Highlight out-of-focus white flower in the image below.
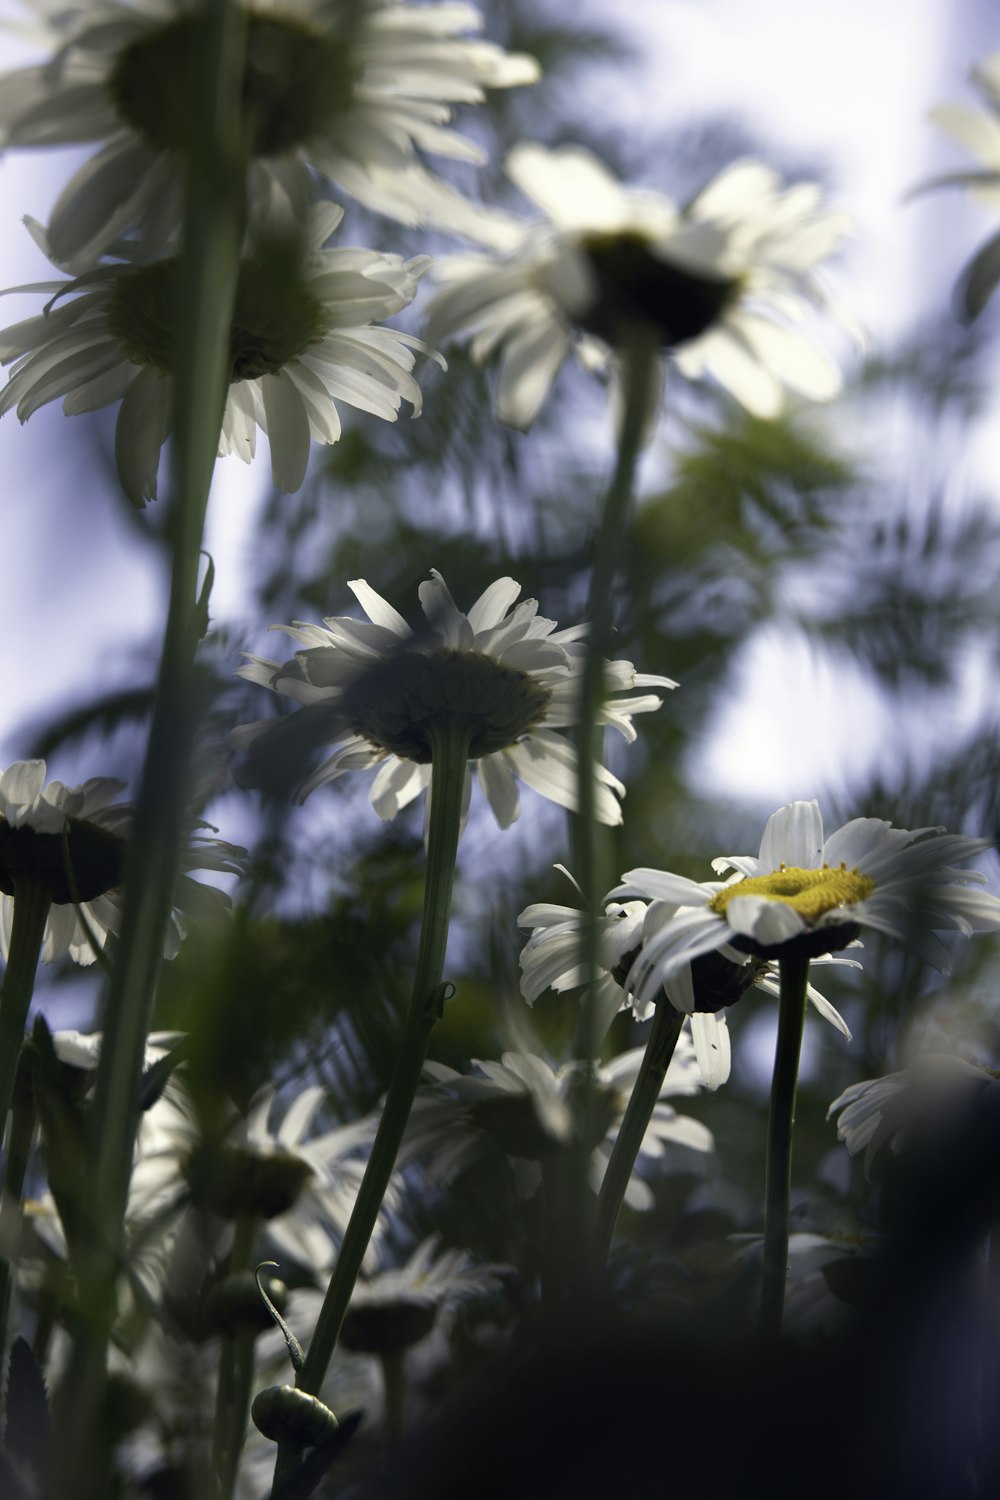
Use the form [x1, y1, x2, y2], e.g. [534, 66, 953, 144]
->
[0, 205, 437, 503]
[235, 570, 675, 833]
[0, 0, 540, 260]
[405, 1036, 713, 1211]
[427, 143, 855, 427]
[617, 799, 1000, 1014]
[0, 760, 244, 964]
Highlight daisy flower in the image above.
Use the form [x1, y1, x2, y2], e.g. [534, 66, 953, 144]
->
[925, 52, 1000, 317]
[337, 1236, 507, 1356]
[829, 1054, 1000, 1178]
[518, 871, 855, 1089]
[426, 142, 854, 427]
[0, 0, 541, 262]
[616, 800, 1000, 1015]
[234, 569, 675, 832]
[405, 1039, 713, 1211]
[0, 759, 245, 964]
[0, 203, 437, 504]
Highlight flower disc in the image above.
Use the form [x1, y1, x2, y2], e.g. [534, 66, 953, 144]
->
[0, 816, 126, 903]
[108, 12, 357, 157]
[579, 232, 740, 347]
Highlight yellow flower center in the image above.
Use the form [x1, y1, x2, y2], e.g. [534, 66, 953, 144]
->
[108, 10, 359, 157]
[709, 863, 875, 923]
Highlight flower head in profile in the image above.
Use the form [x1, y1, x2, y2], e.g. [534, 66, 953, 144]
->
[427, 143, 854, 427]
[616, 800, 1000, 1015]
[518, 869, 855, 1089]
[337, 1236, 507, 1357]
[0, 760, 245, 964]
[829, 1054, 1000, 1178]
[925, 52, 1000, 318]
[0, 204, 437, 503]
[405, 1038, 713, 1211]
[0, 0, 540, 262]
[234, 570, 675, 832]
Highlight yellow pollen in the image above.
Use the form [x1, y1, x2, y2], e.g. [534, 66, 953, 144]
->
[709, 862, 875, 923]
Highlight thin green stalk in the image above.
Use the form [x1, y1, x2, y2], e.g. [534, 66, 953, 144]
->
[272, 720, 470, 1494]
[593, 1001, 684, 1265]
[213, 1213, 261, 1500]
[758, 952, 811, 1336]
[49, 4, 248, 1492]
[570, 332, 658, 1242]
[0, 874, 50, 1349]
[379, 1350, 407, 1445]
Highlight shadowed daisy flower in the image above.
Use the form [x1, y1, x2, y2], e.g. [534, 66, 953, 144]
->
[426, 142, 855, 427]
[234, 570, 675, 832]
[338, 1236, 507, 1356]
[518, 868, 855, 1089]
[0, 203, 437, 503]
[829, 1054, 1000, 1178]
[0, 759, 245, 964]
[616, 800, 1000, 1016]
[405, 1038, 712, 1210]
[924, 53, 1000, 317]
[0, 0, 540, 262]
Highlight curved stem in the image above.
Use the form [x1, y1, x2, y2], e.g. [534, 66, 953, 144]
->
[272, 721, 470, 1494]
[571, 332, 658, 1242]
[758, 953, 811, 1336]
[593, 1001, 684, 1265]
[50, 4, 248, 1492]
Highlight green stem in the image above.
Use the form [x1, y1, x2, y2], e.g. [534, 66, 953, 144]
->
[49, 3, 247, 1492]
[593, 1001, 684, 1265]
[379, 1350, 407, 1445]
[272, 721, 470, 1494]
[213, 1213, 260, 1500]
[758, 952, 811, 1336]
[0, 875, 50, 1145]
[570, 333, 658, 1242]
[0, 875, 50, 1349]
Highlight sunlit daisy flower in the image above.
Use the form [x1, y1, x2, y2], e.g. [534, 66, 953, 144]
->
[234, 570, 675, 832]
[925, 53, 1000, 317]
[0, 0, 540, 262]
[405, 1038, 713, 1210]
[426, 142, 854, 427]
[518, 870, 855, 1089]
[829, 1054, 1000, 1178]
[0, 759, 245, 964]
[0, 203, 437, 504]
[616, 800, 1000, 1017]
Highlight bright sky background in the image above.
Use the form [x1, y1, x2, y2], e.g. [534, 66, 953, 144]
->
[0, 0, 998, 813]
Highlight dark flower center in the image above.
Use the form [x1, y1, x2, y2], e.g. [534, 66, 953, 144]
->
[106, 254, 327, 381]
[327, 647, 554, 763]
[108, 11, 359, 157]
[0, 817, 126, 904]
[579, 232, 739, 348]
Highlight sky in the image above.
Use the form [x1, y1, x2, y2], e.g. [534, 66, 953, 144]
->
[0, 0, 998, 810]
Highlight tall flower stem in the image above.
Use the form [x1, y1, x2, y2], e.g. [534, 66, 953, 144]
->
[0, 873, 51, 1349]
[213, 1213, 261, 1500]
[273, 720, 470, 1494]
[593, 1001, 684, 1266]
[50, 3, 248, 1492]
[571, 332, 658, 1236]
[758, 952, 811, 1336]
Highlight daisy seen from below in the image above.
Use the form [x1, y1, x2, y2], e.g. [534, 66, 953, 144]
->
[925, 52, 1000, 318]
[617, 799, 1000, 1011]
[518, 870, 856, 1090]
[426, 142, 855, 428]
[0, 0, 541, 263]
[0, 759, 245, 967]
[405, 1037, 713, 1210]
[234, 569, 676, 833]
[0, 203, 438, 503]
